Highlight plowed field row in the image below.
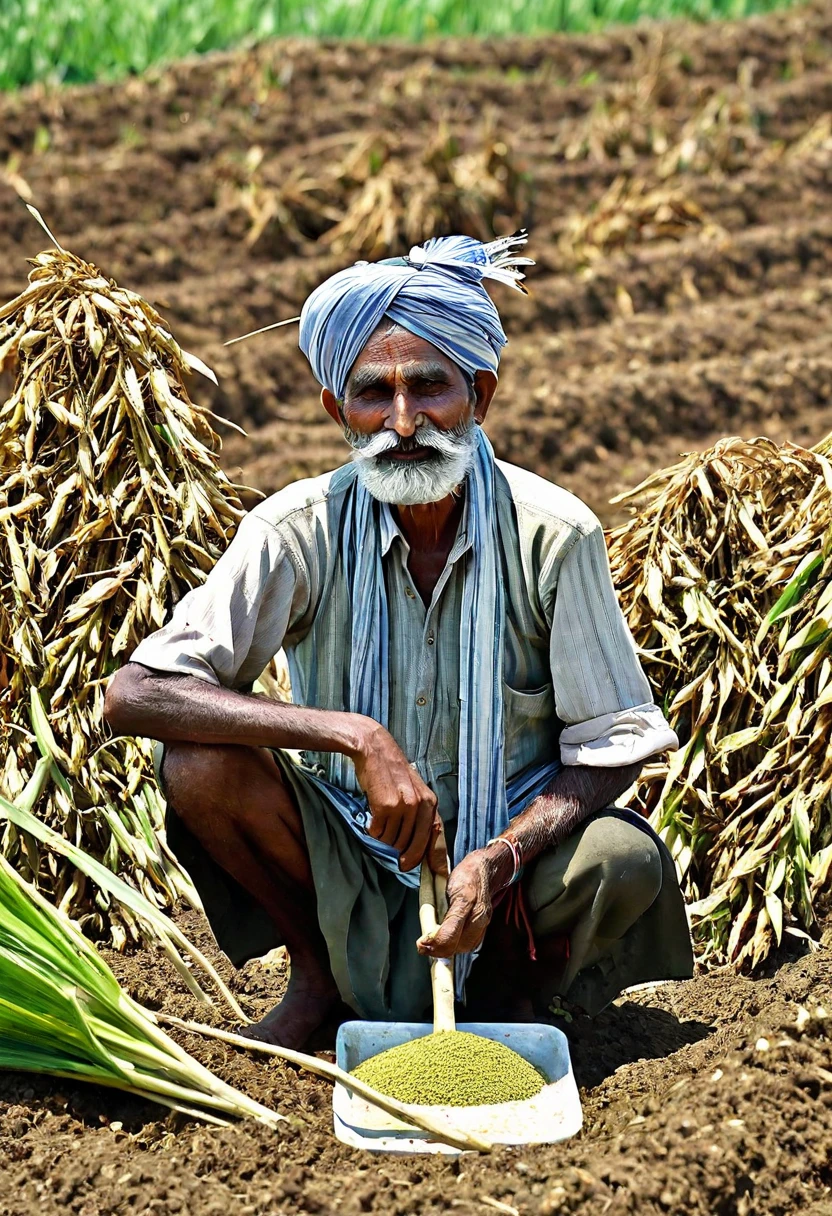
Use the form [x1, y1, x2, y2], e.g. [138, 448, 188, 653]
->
[2, 68, 829, 253]
[2, 2, 832, 525]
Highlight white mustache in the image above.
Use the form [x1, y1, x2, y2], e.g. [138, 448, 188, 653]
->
[346, 417, 478, 505]
[346, 419, 473, 462]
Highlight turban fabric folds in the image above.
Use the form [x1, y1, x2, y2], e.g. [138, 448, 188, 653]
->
[298, 233, 532, 399]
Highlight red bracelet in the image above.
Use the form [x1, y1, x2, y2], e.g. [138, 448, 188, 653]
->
[486, 832, 523, 887]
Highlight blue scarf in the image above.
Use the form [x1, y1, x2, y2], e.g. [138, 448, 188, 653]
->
[287, 431, 560, 994]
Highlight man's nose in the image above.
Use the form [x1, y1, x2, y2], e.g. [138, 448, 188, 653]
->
[386, 387, 423, 437]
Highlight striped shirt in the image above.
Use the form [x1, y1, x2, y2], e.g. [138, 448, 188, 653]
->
[129, 458, 677, 824]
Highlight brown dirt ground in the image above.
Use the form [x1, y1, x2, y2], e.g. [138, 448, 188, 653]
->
[2, 3, 832, 1211]
[0, 909, 830, 1215]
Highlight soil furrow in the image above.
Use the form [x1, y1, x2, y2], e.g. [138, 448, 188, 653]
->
[5, 135, 827, 290]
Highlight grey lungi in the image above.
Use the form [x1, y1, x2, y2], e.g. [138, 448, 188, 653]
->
[154, 744, 693, 1019]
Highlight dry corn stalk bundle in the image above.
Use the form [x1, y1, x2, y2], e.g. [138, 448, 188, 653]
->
[656, 91, 779, 179]
[322, 127, 530, 260]
[608, 436, 832, 969]
[559, 175, 723, 270]
[215, 142, 345, 258]
[0, 219, 247, 945]
[216, 126, 529, 262]
[552, 40, 681, 167]
[552, 93, 672, 168]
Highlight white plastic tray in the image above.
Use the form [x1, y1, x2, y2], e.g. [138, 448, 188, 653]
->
[333, 1020, 583, 1154]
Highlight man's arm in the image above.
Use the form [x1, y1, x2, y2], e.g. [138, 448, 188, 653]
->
[419, 761, 640, 958]
[105, 662, 372, 754]
[104, 663, 438, 872]
[490, 761, 642, 866]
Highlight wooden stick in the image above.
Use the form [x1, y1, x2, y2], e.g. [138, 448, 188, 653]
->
[419, 828, 456, 1035]
[161, 1015, 492, 1153]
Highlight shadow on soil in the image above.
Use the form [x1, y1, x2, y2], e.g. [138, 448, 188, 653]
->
[568, 999, 713, 1090]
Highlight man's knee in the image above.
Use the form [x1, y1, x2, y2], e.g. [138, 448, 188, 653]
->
[587, 816, 662, 922]
[528, 813, 662, 927]
[161, 742, 282, 821]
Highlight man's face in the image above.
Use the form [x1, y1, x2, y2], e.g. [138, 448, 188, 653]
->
[320, 324, 496, 506]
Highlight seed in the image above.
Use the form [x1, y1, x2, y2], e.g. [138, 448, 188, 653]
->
[351, 1030, 546, 1107]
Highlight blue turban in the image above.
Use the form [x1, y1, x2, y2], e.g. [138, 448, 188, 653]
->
[298, 233, 532, 399]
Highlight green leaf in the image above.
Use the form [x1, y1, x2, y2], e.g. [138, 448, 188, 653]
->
[0, 792, 247, 1023]
[0, 852, 280, 1129]
[29, 687, 72, 792]
[791, 802, 813, 853]
[761, 550, 823, 636]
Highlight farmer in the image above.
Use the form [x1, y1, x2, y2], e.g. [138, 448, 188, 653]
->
[104, 233, 693, 1049]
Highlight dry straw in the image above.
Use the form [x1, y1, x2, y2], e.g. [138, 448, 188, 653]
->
[558, 174, 722, 269]
[218, 126, 530, 261]
[0, 209, 247, 950]
[608, 435, 832, 968]
[322, 126, 530, 261]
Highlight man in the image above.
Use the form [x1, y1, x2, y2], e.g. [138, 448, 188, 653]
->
[104, 233, 693, 1050]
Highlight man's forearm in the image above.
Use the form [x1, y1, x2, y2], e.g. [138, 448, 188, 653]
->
[104, 662, 376, 759]
[424, 760, 645, 959]
[486, 761, 643, 885]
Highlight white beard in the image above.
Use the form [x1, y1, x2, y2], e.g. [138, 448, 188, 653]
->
[346, 419, 478, 506]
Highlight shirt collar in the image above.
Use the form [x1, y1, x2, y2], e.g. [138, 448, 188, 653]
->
[378, 485, 474, 560]
[379, 501, 400, 556]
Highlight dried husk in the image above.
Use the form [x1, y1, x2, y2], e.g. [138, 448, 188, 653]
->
[559, 174, 724, 269]
[0, 237, 248, 947]
[217, 125, 530, 260]
[323, 125, 530, 260]
[608, 435, 832, 969]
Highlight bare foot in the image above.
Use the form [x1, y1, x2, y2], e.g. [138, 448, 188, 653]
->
[240, 975, 342, 1051]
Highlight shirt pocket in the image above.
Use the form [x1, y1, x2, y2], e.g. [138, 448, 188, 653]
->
[502, 682, 558, 774]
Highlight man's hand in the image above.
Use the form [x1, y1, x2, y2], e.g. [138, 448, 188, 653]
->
[351, 721, 438, 872]
[417, 848, 503, 958]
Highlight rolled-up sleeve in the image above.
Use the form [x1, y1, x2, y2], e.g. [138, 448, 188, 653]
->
[128, 512, 307, 690]
[550, 521, 678, 767]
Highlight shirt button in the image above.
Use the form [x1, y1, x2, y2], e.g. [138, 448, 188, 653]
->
[426, 634, 435, 646]
[405, 586, 416, 599]
[416, 696, 427, 707]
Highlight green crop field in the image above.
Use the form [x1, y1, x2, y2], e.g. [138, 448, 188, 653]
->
[3, 0, 797, 90]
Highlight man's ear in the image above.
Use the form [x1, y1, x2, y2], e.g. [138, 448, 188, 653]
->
[321, 388, 341, 424]
[472, 370, 498, 424]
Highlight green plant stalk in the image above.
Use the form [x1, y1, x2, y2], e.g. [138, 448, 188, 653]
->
[0, 778, 250, 1023]
[164, 1015, 494, 1154]
[0, 851, 282, 1128]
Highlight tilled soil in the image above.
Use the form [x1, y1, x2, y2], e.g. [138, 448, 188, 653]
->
[0, 910, 829, 1215]
[2, 5, 832, 1212]
[2, 3, 832, 522]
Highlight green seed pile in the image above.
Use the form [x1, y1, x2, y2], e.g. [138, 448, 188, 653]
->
[351, 1030, 545, 1107]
